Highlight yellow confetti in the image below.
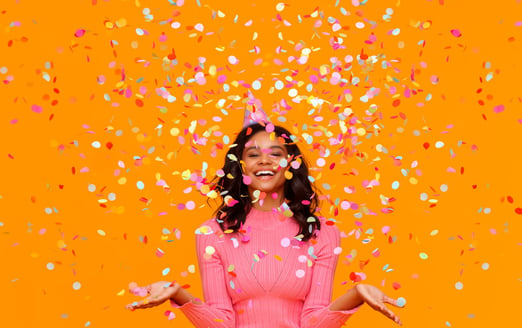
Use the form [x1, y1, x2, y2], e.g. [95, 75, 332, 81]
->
[205, 246, 216, 255]
[170, 128, 180, 136]
[181, 169, 191, 180]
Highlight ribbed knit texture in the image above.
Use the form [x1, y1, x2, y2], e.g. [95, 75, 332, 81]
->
[176, 207, 358, 327]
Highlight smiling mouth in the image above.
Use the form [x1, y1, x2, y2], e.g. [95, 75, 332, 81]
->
[255, 170, 275, 177]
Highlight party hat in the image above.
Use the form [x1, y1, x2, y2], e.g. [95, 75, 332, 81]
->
[243, 90, 270, 127]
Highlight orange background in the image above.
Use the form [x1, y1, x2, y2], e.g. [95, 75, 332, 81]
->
[1, 0, 521, 327]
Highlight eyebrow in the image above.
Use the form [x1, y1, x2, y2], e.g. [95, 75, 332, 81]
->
[245, 145, 286, 152]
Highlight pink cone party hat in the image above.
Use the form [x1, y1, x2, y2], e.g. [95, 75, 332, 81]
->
[242, 90, 270, 127]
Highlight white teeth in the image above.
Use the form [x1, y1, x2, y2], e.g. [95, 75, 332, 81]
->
[255, 170, 274, 176]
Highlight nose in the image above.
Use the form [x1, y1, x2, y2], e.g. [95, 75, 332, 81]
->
[258, 153, 272, 165]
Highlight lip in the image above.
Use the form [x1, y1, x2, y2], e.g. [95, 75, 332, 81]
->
[255, 170, 275, 176]
[255, 174, 275, 181]
[252, 170, 277, 181]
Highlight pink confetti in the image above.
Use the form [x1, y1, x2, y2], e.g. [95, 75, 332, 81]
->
[31, 105, 43, 113]
[186, 201, 196, 210]
[74, 29, 86, 37]
[228, 56, 239, 65]
[493, 104, 505, 113]
[195, 72, 206, 85]
[164, 310, 176, 320]
[194, 23, 204, 32]
[450, 29, 462, 37]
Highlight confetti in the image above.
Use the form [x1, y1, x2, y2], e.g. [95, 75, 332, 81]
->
[31, 105, 43, 113]
[2, 2, 519, 327]
[450, 29, 462, 37]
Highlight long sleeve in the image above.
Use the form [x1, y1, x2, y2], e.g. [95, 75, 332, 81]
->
[177, 225, 236, 328]
[300, 224, 359, 328]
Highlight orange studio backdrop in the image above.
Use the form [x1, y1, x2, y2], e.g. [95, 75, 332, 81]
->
[1, 0, 521, 327]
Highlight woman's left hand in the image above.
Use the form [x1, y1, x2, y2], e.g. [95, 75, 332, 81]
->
[354, 283, 403, 325]
[125, 281, 180, 310]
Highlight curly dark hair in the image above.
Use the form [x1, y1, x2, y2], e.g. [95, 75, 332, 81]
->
[211, 123, 321, 241]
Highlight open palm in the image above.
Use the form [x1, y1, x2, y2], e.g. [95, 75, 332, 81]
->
[126, 281, 180, 310]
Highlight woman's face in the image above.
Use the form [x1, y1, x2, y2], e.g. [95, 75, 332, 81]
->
[241, 131, 289, 198]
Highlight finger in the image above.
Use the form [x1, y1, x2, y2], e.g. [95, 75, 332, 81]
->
[385, 295, 407, 309]
[126, 297, 156, 310]
[128, 290, 171, 309]
[383, 295, 398, 306]
[376, 303, 402, 326]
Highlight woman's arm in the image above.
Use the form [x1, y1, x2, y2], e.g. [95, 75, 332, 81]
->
[300, 224, 403, 327]
[126, 221, 236, 328]
[300, 224, 360, 328]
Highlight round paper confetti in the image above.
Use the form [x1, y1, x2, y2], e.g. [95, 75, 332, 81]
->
[296, 269, 305, 278]
[280, 237, 290, 247]
[185, 200, 196, 210]
[205, 246, 216, 256]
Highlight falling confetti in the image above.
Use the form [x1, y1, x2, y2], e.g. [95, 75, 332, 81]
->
[1, 1, 520, 327]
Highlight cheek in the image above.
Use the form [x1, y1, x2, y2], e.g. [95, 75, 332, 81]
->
[242, 160, 255, 174]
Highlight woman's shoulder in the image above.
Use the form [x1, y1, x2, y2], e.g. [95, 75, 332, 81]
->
[314, 218, 341, 243]
[194, 218, 224, 237]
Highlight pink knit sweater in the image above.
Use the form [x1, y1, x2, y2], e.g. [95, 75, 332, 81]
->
[177, 207, 358, 327]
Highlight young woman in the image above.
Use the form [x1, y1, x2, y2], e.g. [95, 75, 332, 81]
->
[126, 122, 404, 327]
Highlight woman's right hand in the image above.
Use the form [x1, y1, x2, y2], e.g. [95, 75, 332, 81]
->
[125, 281, 181, 310]
[353, 283, 403, 325]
